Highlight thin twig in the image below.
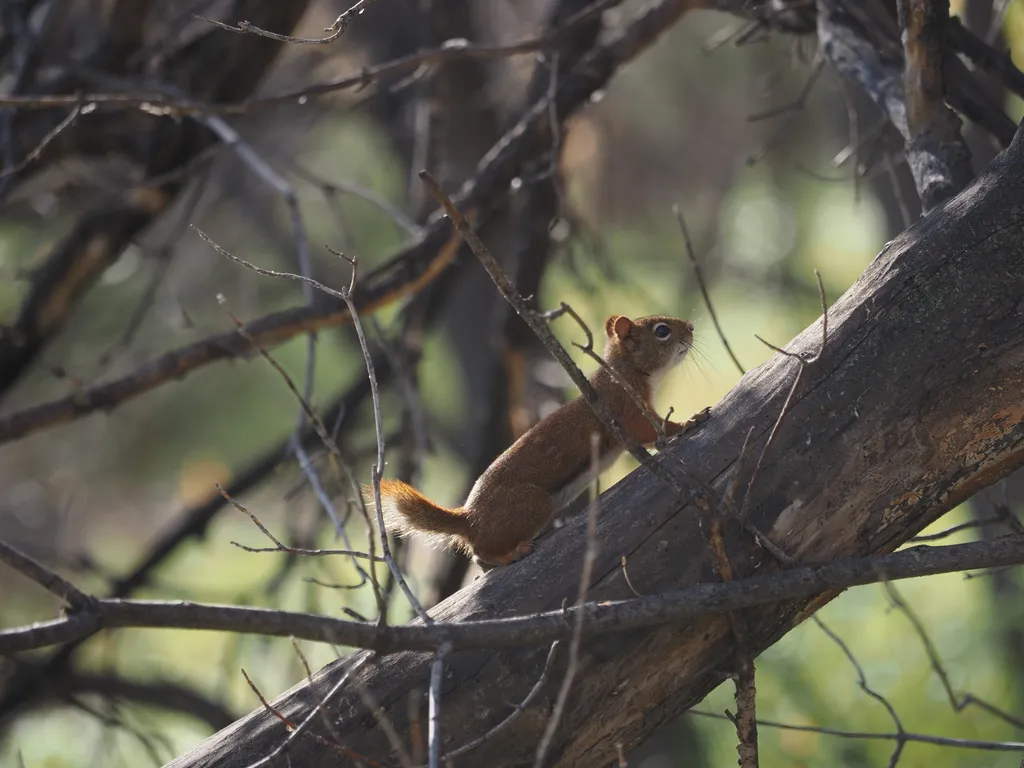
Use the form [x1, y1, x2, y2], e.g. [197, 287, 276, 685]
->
[292, 161, 420, 235]
[534, 431, 602, 768]
[911, 516, 1007, 542]
[243, 655, 372, 768]
[689, 709, 1024, 752]
[196, 228, 391, 614]
[814, 617, 905, 767]
[746, 52, 825, 121]
[672, 204, 744, 375]
[438, 642, 561, 762]
[620, 556, 644, 597]
[241, 668, 296, 730]
[210, 280, 377, 592]
[195, 0, 377, 45]
[289, 639, 372, 762]
[217, 483, 382, 561]
[354, 674, 415, 768]
[0, 104, 87, 180]
[0, 538, 93, 610]
[322, 246, 431, 625]
[742, 270, 828, 522]
[202, 112, 322, 512]
[428, 642, 451, 768]
[885, 582, 1024, 729]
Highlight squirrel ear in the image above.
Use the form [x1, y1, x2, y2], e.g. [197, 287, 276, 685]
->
[606, 315, 633, 340]
[604, 315, 619, 338]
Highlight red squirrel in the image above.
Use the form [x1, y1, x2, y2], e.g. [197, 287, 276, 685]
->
[373, 314, 706, 566]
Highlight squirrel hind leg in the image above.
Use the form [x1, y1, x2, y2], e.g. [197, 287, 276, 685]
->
[469, 484, 552, 567]
[474, 539, 534, 568]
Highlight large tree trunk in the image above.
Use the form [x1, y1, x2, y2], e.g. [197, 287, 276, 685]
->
[167, 116, 1024, 766]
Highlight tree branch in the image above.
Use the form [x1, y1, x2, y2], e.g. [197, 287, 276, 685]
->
[898, 0, 973, 210]
[3, 536, 1024, 656]
[816, 0, 974, 210]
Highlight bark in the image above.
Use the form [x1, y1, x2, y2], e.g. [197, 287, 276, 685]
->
[168, 120, 1024, 767]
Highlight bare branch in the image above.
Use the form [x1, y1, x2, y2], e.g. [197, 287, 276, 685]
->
[205, 241, 380, 593]
[0, 0, 621, 117]
[814, 617, 906, 766]
[0, 104, 87, 179]
[439, 642, 561, 762]
[4, 536, 1024, 655]
[885, 582, 1024, 729]
[816, 0, 974, 211]
[194, 228, 426, 622]
[534, 432, 602, 768]
[321, 247, 430, 625]
[0, 539, 93, 610]
[196, 0, 377, 45]
[427, 642, 451, 768]
[216, 484, 383, 562]
[743, 270, 829, 523]
[690, 709, 1024, 752]
[242, 655, 373, 768]
[672, 203, 745, 375]
[897, 0, 974, 210]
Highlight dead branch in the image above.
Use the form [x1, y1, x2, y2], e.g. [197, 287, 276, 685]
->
[196, 0, 378, 45]
[534, 433, 602, 768]
[897, 0, 974, 210]
[4, 535, 1024, 657]
[816, 0, 976, 211]
[673, 204, 745, 376]
[689, 709, 1024, 753]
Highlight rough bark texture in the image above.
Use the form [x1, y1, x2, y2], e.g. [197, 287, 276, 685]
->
[169, 122, 1024, 767]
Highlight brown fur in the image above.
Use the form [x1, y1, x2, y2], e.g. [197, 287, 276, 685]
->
[371, 314, 701, 566]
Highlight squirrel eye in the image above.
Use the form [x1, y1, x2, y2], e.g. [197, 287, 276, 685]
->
[653, 323, 671, 340]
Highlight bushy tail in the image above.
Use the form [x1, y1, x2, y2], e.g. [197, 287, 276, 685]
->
[367, 479, 469, 540]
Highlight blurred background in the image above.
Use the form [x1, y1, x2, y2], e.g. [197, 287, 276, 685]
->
[1, 0, 1023, 765]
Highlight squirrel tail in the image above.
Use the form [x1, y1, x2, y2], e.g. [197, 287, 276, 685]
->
[368, 479, 470, 546]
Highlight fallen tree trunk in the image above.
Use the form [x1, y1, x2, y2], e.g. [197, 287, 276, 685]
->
[169, 121, 1024, 767]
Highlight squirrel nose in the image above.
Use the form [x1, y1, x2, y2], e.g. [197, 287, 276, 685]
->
[682, 321, 694, 333]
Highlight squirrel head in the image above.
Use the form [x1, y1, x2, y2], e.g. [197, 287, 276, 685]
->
[603, 314, 694, 383]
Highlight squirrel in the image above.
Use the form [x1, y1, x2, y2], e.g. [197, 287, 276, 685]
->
[372, 314, 707, 567]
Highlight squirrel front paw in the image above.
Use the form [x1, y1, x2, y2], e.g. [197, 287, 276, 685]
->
[687, 406, 711, 428]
